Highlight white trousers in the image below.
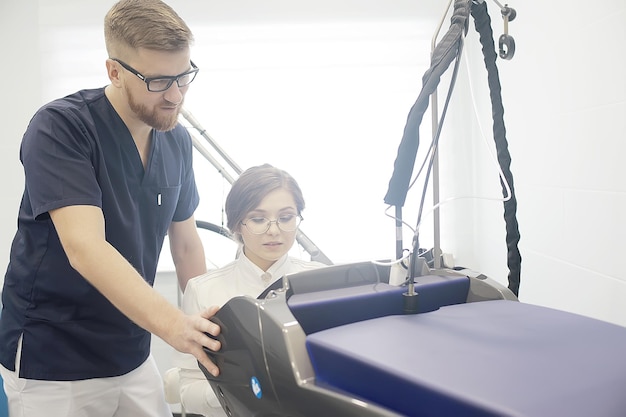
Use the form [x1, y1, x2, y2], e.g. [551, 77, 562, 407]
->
[0, 354, 171, 417]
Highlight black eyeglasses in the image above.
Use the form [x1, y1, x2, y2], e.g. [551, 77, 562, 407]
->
[110, 58, 199, 92]
[241, 214, 303, 234]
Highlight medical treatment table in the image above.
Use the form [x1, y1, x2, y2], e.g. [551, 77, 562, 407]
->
[199, 261, 626, 417]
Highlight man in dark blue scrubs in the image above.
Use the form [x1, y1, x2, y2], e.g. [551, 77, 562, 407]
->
[0, 1, 222, 415]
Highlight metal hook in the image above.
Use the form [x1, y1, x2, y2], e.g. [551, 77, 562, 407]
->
[497, 3, 517, 60]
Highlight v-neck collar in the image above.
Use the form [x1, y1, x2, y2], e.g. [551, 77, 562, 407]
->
[126, 129, 158, 184]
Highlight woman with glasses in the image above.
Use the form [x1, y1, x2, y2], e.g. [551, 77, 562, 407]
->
[173, 163, 327, 416]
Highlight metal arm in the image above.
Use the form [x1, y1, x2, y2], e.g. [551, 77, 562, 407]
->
[428, 0, 455, 270]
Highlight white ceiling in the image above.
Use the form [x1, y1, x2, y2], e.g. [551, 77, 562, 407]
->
[38, 0, 450, 27]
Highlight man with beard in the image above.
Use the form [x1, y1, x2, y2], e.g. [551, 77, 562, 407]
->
[0, 1, 222, 416]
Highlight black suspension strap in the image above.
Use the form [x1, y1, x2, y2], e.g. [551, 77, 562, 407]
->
[471, 0, 521, 296]
[384, 0, 471, 209]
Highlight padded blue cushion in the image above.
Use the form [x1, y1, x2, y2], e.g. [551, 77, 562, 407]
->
[306, 300, 626, 417]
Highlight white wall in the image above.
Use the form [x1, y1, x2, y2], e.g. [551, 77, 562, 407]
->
[0, 2, 40, 269]
[442, 1, 626, 326]
[1, 0, 625, 328]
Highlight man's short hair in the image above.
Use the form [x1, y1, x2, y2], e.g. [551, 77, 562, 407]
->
[104, 0, 194, 58]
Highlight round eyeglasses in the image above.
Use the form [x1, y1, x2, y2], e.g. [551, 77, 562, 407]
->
[241, 214, 302, 234]
[110, 58, 199, 92]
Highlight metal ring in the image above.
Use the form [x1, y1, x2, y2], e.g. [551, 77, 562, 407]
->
[498, 34, 516, 60]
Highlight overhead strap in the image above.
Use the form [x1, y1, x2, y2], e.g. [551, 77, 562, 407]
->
[384, 0, 471, 207]
[471, 0, 521, 296]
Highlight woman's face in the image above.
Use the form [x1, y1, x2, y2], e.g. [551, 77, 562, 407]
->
[240, 188, 299, 271]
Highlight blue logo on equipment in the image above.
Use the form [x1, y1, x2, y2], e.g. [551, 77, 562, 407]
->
[251, 376, 262, 399]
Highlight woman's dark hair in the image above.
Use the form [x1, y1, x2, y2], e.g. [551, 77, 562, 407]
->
[225, 164, 305, 242]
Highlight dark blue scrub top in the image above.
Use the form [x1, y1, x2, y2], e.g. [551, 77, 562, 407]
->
[0, 88, 199, 380]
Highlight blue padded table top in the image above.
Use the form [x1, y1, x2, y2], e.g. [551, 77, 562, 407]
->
[305, 300, 626, 417]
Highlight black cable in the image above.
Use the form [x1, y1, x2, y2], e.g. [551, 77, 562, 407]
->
[196, 220, 233, 239]
[411, 49, 464, 280]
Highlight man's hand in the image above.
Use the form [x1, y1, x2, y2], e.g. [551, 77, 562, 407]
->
[167, 305, 222, 377]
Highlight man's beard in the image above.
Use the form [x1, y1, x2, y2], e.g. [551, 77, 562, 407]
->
[126, 85, 181, 131]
